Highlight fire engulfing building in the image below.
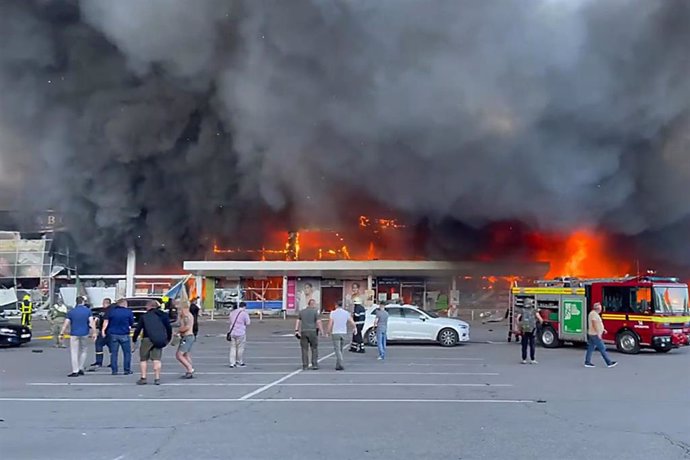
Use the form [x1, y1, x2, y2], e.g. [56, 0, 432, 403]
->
[184, 217, 549, 315]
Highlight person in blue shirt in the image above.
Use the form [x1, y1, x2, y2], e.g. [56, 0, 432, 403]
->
[60, 296, 95, 377]
[101, 298, 135, 375]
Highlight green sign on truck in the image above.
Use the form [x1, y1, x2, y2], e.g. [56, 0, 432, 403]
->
[562, 298, 584, 334]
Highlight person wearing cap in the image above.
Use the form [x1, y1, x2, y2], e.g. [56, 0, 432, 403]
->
[349, 297, 366, 353]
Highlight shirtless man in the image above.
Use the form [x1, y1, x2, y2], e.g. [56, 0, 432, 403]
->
[175, 303, 196, 378]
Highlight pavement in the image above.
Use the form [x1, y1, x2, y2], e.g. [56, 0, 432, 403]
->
[1, 318, 690, 460]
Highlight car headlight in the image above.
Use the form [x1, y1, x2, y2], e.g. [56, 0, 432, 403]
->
[0, 327, 17, 335]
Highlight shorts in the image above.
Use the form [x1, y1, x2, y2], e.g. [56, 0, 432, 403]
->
[177, 335, 195, 354]
[140, 338, 162, 361]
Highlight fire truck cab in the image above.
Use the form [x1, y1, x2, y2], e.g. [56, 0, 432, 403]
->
[509, 276, 690, 354]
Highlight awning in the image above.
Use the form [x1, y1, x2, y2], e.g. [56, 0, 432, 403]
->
[182, 260, 549, 279]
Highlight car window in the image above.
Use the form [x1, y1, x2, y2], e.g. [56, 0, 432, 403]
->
[385, 307, 404, 318]
[402, 308, 424, 319]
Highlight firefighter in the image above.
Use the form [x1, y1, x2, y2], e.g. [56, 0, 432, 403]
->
[48, 298, 69, 347]
[20, 294, 33, 329]
[349, 298, 366, 353]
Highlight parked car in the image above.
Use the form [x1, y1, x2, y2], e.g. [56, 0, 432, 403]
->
[91, 296, 178, 324]
[0, 318, 32, 347]
[363, 305, 470, 347]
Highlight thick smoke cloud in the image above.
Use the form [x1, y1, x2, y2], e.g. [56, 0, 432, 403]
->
[0, 0, 689, 270]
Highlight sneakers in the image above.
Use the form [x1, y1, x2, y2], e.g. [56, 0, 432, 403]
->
[77, 370, 85, 376]
[183, 373, 194, 379]
[584, 363, 596, 368]
[521, 360, 527, 364]
[311, 366, 319, 370]
[377, 356, 384, 361]
[136, 378, 147, 385]
[238, 363, 246, 367]
[228, 364, 236, 368]
[154, 379, 161, 385]
[335, 365, 344, 371]
[302, 365, 308, 370]
[67, 372, 79, 377]
[530, 360, 538, 365]
[607, 361, 618, 368]
[124, 370, 133, 375]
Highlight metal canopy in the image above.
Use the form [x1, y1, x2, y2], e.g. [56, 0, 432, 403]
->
[182, 260, 549, 279]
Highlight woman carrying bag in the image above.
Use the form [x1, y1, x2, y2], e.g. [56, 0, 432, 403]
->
[227, 302, 251, 368]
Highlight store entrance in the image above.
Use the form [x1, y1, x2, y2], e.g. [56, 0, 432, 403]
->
[321, 287, 343, 313]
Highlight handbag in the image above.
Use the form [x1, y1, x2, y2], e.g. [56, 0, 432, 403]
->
[226, 310, 242, 342]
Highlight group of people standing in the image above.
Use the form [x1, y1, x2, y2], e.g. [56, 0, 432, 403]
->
[57, 296, 201, 385]
[294, 298, 389, 371]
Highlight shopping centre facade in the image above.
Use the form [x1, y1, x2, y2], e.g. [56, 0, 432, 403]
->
[182, 259, 549, 315]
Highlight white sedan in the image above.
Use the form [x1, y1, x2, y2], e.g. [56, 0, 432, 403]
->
[363, 305, 470, 347]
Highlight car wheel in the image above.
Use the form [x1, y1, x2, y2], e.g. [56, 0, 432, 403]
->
[616, 330, 640, 354]
[365, 328, 377, 346]
[438, 328, 459, 347]
[654, 347, 671, 353]
[539, 325, 562, 348]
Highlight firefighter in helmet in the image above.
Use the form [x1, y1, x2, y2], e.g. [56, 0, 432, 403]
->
[161, 296, 170, 312]
[20, 294, 33, 329]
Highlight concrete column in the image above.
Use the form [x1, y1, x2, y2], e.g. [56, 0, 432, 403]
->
[367, 275, 373, 290]
[196, 275, 203, 313]
[125, 247, 136, 297]
[282, 275, 288, 319]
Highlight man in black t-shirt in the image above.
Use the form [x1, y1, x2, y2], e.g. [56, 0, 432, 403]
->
[88, 298, 112, 371]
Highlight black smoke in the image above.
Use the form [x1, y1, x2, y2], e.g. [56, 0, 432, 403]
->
[0, 0, 689, 272]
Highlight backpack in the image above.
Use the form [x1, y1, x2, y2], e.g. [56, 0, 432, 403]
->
[143, 310, 169, 348]
[520, 307, 537, 333]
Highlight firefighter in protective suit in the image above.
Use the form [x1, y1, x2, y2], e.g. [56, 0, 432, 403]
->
[20, 294, 33, 329]
[349, 298, 366, 353]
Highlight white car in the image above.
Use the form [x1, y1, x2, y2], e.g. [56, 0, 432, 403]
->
[363, 305, 470, 347]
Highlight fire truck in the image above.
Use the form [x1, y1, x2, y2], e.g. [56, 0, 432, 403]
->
[508, 276, 690, 354]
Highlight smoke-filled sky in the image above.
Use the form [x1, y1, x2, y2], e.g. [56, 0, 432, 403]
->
[0, 0, 689, 271]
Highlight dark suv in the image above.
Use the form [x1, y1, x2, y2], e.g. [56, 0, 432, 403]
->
[91, 296, 178, 324]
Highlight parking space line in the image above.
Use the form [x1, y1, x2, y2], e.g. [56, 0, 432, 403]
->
[280, 383, 512, 387]
[238, 351, 336, 400]
[26, 382, 512, 387]
[291, 372, 500, 375]
[27, 382, 267, 386]
[0, 397, 533, 403]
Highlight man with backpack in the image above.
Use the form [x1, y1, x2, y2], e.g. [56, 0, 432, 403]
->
[132, 300, 172, 385]
[517, 298, 543, 364]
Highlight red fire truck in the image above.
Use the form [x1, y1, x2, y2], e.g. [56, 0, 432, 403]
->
[509, 276, 690, 354]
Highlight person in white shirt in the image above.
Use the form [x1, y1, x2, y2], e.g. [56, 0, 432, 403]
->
[327, 300, 356, 371]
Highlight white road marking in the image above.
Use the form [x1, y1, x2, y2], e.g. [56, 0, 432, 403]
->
[292, 372, 500, 375]
[79, 371, 499, 376]
[0, 397, 533, 403]
[26, 382, 511, 387]
[237, 351, 336, 400]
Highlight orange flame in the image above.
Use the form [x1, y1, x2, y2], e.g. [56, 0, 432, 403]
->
[541, 231, 630, 278]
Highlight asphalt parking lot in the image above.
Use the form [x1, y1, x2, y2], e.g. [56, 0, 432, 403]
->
[1, 318, 690, 460]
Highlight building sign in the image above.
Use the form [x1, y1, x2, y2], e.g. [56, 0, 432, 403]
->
[286, 278, 296, 311]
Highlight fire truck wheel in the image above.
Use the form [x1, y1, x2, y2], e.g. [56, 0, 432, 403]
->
[539, 326, 561, 348]
[616, 330, 641, 354]
[365, 328, 377, 346]
[437, 328, 459, 347]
